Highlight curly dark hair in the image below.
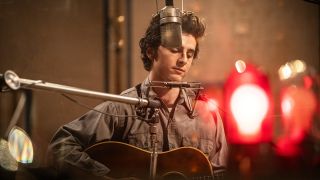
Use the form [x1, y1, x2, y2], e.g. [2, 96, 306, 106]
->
[139, 11, 206, 71]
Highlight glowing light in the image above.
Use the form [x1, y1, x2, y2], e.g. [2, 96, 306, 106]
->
[117, 16, 125, 23]
[118, 39, 124, 47]
[8, 127, 33, 164]
[230, 84, 269, 135]
[278, 60, 306, 80]
[281, 96, 293, 117]
[235, 60, 246, 73]
[276, 85, 317, 156]
[279, 63, 293, 80]
[225, 63, 273, 144]
[207, 99, 218, 112]
[292, 59, 306, 73]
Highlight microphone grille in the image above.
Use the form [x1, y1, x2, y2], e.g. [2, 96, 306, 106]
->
[160, 23, 182, 48]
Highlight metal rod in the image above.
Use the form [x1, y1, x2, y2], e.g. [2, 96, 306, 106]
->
[5, 92, 26, 138]
[2, 70, 161, 108]
[149, 124, 158, 180]
[148, 81, 203, 89]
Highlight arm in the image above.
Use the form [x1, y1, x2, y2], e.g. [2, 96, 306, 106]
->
[193, 99, 229, 175]
[210, 110, 229, 176]
[47, 101, 120, 177]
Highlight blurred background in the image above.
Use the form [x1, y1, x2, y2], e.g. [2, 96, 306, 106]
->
[0, 0, 319, 179]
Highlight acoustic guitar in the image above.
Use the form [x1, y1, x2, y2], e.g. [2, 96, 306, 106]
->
[85, 141, 214, 180]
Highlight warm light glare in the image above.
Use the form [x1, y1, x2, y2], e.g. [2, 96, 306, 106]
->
[117, 15, 125, 23]
[277, 85, 317, 156]
[118, 39, 124, 47]
[235, 60, 246, 73]
[292, 60, 306, 73]
[281, 96, 293, 117]
[279, 63, 293, 80]
[207, 99, 218, 112]
[230, 84, 269, 135]
[278, 60, 306, 80]
[8, 128, 33, 164]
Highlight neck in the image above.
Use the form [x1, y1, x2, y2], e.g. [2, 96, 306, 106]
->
[153, 87, 180, 107]
[148, 75, 181, 107]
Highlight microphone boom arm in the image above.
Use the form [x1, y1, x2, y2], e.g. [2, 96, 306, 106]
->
[1, 70, 161, 108]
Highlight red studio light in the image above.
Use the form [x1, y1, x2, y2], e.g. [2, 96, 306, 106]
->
[276, 85, 317, 156]
[224, 63, 273, 144]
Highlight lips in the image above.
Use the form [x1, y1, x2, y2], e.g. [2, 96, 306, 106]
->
[172, 67, 185, 74]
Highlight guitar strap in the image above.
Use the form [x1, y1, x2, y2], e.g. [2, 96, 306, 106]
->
[135, 83, 142, 98]
[135, 83, 156, 122]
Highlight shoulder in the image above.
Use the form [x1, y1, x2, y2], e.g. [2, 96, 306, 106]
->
[92, 86, 139, 111]
[193, 93, 215, 123]
[120, 86, 139, 97]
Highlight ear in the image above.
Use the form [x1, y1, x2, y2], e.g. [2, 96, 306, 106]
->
[146, 47, 155, 60]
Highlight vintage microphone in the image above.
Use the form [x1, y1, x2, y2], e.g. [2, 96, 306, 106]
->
[159, 0, 182, 48]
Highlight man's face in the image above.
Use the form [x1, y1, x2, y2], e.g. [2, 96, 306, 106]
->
[150, 33, 197, 82]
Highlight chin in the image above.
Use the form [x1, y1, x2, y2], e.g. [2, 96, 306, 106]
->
[168, 76, 184, 82]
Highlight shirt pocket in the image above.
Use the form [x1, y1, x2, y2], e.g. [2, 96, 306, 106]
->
[182, 136, 199, 148]
[182, 137, 214, 156]
[199, 138, 214, 156]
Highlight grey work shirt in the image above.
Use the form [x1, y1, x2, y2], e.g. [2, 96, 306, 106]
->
[48, 78, 228, 177]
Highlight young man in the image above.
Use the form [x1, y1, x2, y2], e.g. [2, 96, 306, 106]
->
[48, 11, 228, 179]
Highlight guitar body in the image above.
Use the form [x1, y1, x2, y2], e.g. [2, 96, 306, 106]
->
[85, 141, 213, 179]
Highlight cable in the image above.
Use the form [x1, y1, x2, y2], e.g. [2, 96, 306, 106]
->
[61, 94, 140, 118]
[61, 94, 160, 123]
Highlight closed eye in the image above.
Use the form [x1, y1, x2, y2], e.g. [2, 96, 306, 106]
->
[168, 47, 195, 59]
[186, 49, 195, 59]
[169, 47, 182, 53]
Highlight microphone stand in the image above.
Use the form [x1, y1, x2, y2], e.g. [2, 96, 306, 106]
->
[146, 81, 203, 180]
[1, 70, 162, 179]
[149, 113, 159, 180]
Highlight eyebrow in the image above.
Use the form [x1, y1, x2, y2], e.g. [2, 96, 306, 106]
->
[179, 45, 195, 51]
[187, 48, 195, 53]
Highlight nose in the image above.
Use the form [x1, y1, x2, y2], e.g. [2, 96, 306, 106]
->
[177, 52, 188, 67]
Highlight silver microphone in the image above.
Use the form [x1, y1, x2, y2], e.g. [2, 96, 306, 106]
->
[163, 81, 191, 88]
[159, 0, 182, 48]
[148, 81, 203, 89]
